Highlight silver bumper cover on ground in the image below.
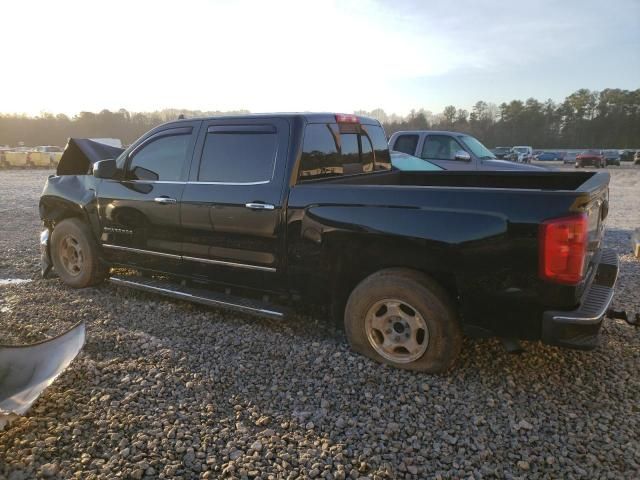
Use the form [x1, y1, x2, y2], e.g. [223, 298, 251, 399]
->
[0, 321, 85, 427]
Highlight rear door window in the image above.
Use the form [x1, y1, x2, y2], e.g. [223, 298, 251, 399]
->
[393, 134, 419, 155]
[198, 126, 277, 183]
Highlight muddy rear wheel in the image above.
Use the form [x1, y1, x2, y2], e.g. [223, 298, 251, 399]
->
[344, 268, 461, 373]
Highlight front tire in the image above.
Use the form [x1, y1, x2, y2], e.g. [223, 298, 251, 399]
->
[51, 218, 108, 288]
[344, 268, 461, 373]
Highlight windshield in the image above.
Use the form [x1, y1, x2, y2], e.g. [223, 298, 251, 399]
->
[459, 135, 495, 159]
[513, 147, 528, 153]
[390, 151, 443, 171]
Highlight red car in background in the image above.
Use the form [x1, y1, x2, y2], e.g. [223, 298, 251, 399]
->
[576, 150, 605, 168]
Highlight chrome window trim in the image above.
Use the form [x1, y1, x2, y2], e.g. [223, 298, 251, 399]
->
[121, 180, 271, 186]
[102, 244, 181, 260]
[102, 244, 276, 272]
[188, 180, 271, 186]
[182, 255, 276, 272]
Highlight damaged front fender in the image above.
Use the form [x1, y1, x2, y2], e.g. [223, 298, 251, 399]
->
[0, 321, 85, 423]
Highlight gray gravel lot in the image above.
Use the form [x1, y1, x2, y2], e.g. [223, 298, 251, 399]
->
[1, 166, 639, 479]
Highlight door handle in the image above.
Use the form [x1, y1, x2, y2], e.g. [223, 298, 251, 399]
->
[154, 196, 177, 205]
[245, 202, 275, 210]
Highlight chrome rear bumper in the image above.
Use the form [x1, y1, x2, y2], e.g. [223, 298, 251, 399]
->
[542, 249, 619, 349]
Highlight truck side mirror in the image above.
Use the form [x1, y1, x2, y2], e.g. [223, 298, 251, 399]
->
[454, 150, 471, 162]
[93, 159, 117, 179]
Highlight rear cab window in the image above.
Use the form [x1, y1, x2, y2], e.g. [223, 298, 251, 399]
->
[298, 120, 390, 181]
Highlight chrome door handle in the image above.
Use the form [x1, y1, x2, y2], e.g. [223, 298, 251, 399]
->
[154, 197, 177, 204]
[245, 202, 275, 210]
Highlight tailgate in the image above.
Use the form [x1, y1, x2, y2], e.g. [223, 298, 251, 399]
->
[577, 172, 610, 292]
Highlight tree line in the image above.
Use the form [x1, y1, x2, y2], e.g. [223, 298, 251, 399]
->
[1, 88, 639, 149]
[0, 109, 249, 148]
[360, 88, 640, 148]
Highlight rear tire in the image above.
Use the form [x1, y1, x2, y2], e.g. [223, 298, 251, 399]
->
[51, 218, 108, 288]
[344, 268, 461, 373]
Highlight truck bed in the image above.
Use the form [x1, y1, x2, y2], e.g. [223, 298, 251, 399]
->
[319, 169, 607, 193]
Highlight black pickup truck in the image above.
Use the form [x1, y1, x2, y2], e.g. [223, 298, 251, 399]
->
[39, 113, 618, 372]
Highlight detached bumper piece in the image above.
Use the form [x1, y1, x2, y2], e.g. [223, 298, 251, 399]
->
[0, 321, 85, 427]
[542, 249, 619, 349]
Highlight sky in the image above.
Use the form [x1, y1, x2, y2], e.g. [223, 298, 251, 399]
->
[2, 0, 639, 117]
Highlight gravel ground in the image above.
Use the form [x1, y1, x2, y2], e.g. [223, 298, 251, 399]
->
[1, 166, 639, 479]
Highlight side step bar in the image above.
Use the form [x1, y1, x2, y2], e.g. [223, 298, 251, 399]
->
[109, 275, 286, 320]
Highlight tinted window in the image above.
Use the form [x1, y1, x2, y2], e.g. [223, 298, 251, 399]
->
[421, 135, 465, 161]
[360, 134, 374, 168]
[299, 124, 340, 180]
[299, 124, 381, 180]
[393, 135, 419, 155]
[199, 131, 277, 183]
[363, 124, 391, 171]
[340, 133, 374, 174]
[128, 134, 190, 181]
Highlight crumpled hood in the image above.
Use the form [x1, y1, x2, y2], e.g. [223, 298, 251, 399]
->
[0, 321, 85, 426]
[56, 138, 124, 176]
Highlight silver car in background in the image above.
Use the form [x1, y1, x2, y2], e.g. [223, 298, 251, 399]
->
[562, 151, 579, 165]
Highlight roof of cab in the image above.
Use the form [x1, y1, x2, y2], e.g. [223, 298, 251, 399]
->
[390, 130, 472, 137]
[164, 112, 381, 126]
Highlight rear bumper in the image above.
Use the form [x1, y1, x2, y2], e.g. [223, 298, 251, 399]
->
[542, 249, 618, 350]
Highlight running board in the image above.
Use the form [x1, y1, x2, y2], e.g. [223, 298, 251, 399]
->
[109, 275, 286, 320]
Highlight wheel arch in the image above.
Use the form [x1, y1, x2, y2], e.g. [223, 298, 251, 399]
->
[326, 233, 459, 323]
[40, 196, 90, 226]
[39, 196, 103, 245]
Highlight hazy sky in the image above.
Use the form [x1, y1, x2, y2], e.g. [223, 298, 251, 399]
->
[3, 0, 639, 116]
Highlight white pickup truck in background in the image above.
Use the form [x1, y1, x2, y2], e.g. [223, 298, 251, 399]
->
[510, 145, 534, 163]
[388, 130, 542, 170]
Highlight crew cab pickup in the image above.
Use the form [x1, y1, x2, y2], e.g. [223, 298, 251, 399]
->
[389, 130, 543, 171]
[39, 113, 617, 372]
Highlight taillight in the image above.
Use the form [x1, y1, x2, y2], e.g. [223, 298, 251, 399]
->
[539, 213, 588, 284]
[335, 114, 359, 123]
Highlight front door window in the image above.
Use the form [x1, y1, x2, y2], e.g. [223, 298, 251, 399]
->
[127, 134, 191, 181]
[421, 135, 465, 161]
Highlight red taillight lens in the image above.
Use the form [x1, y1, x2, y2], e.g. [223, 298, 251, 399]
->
[335, 114, 359, 124]
[539, 213, 588, 284]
